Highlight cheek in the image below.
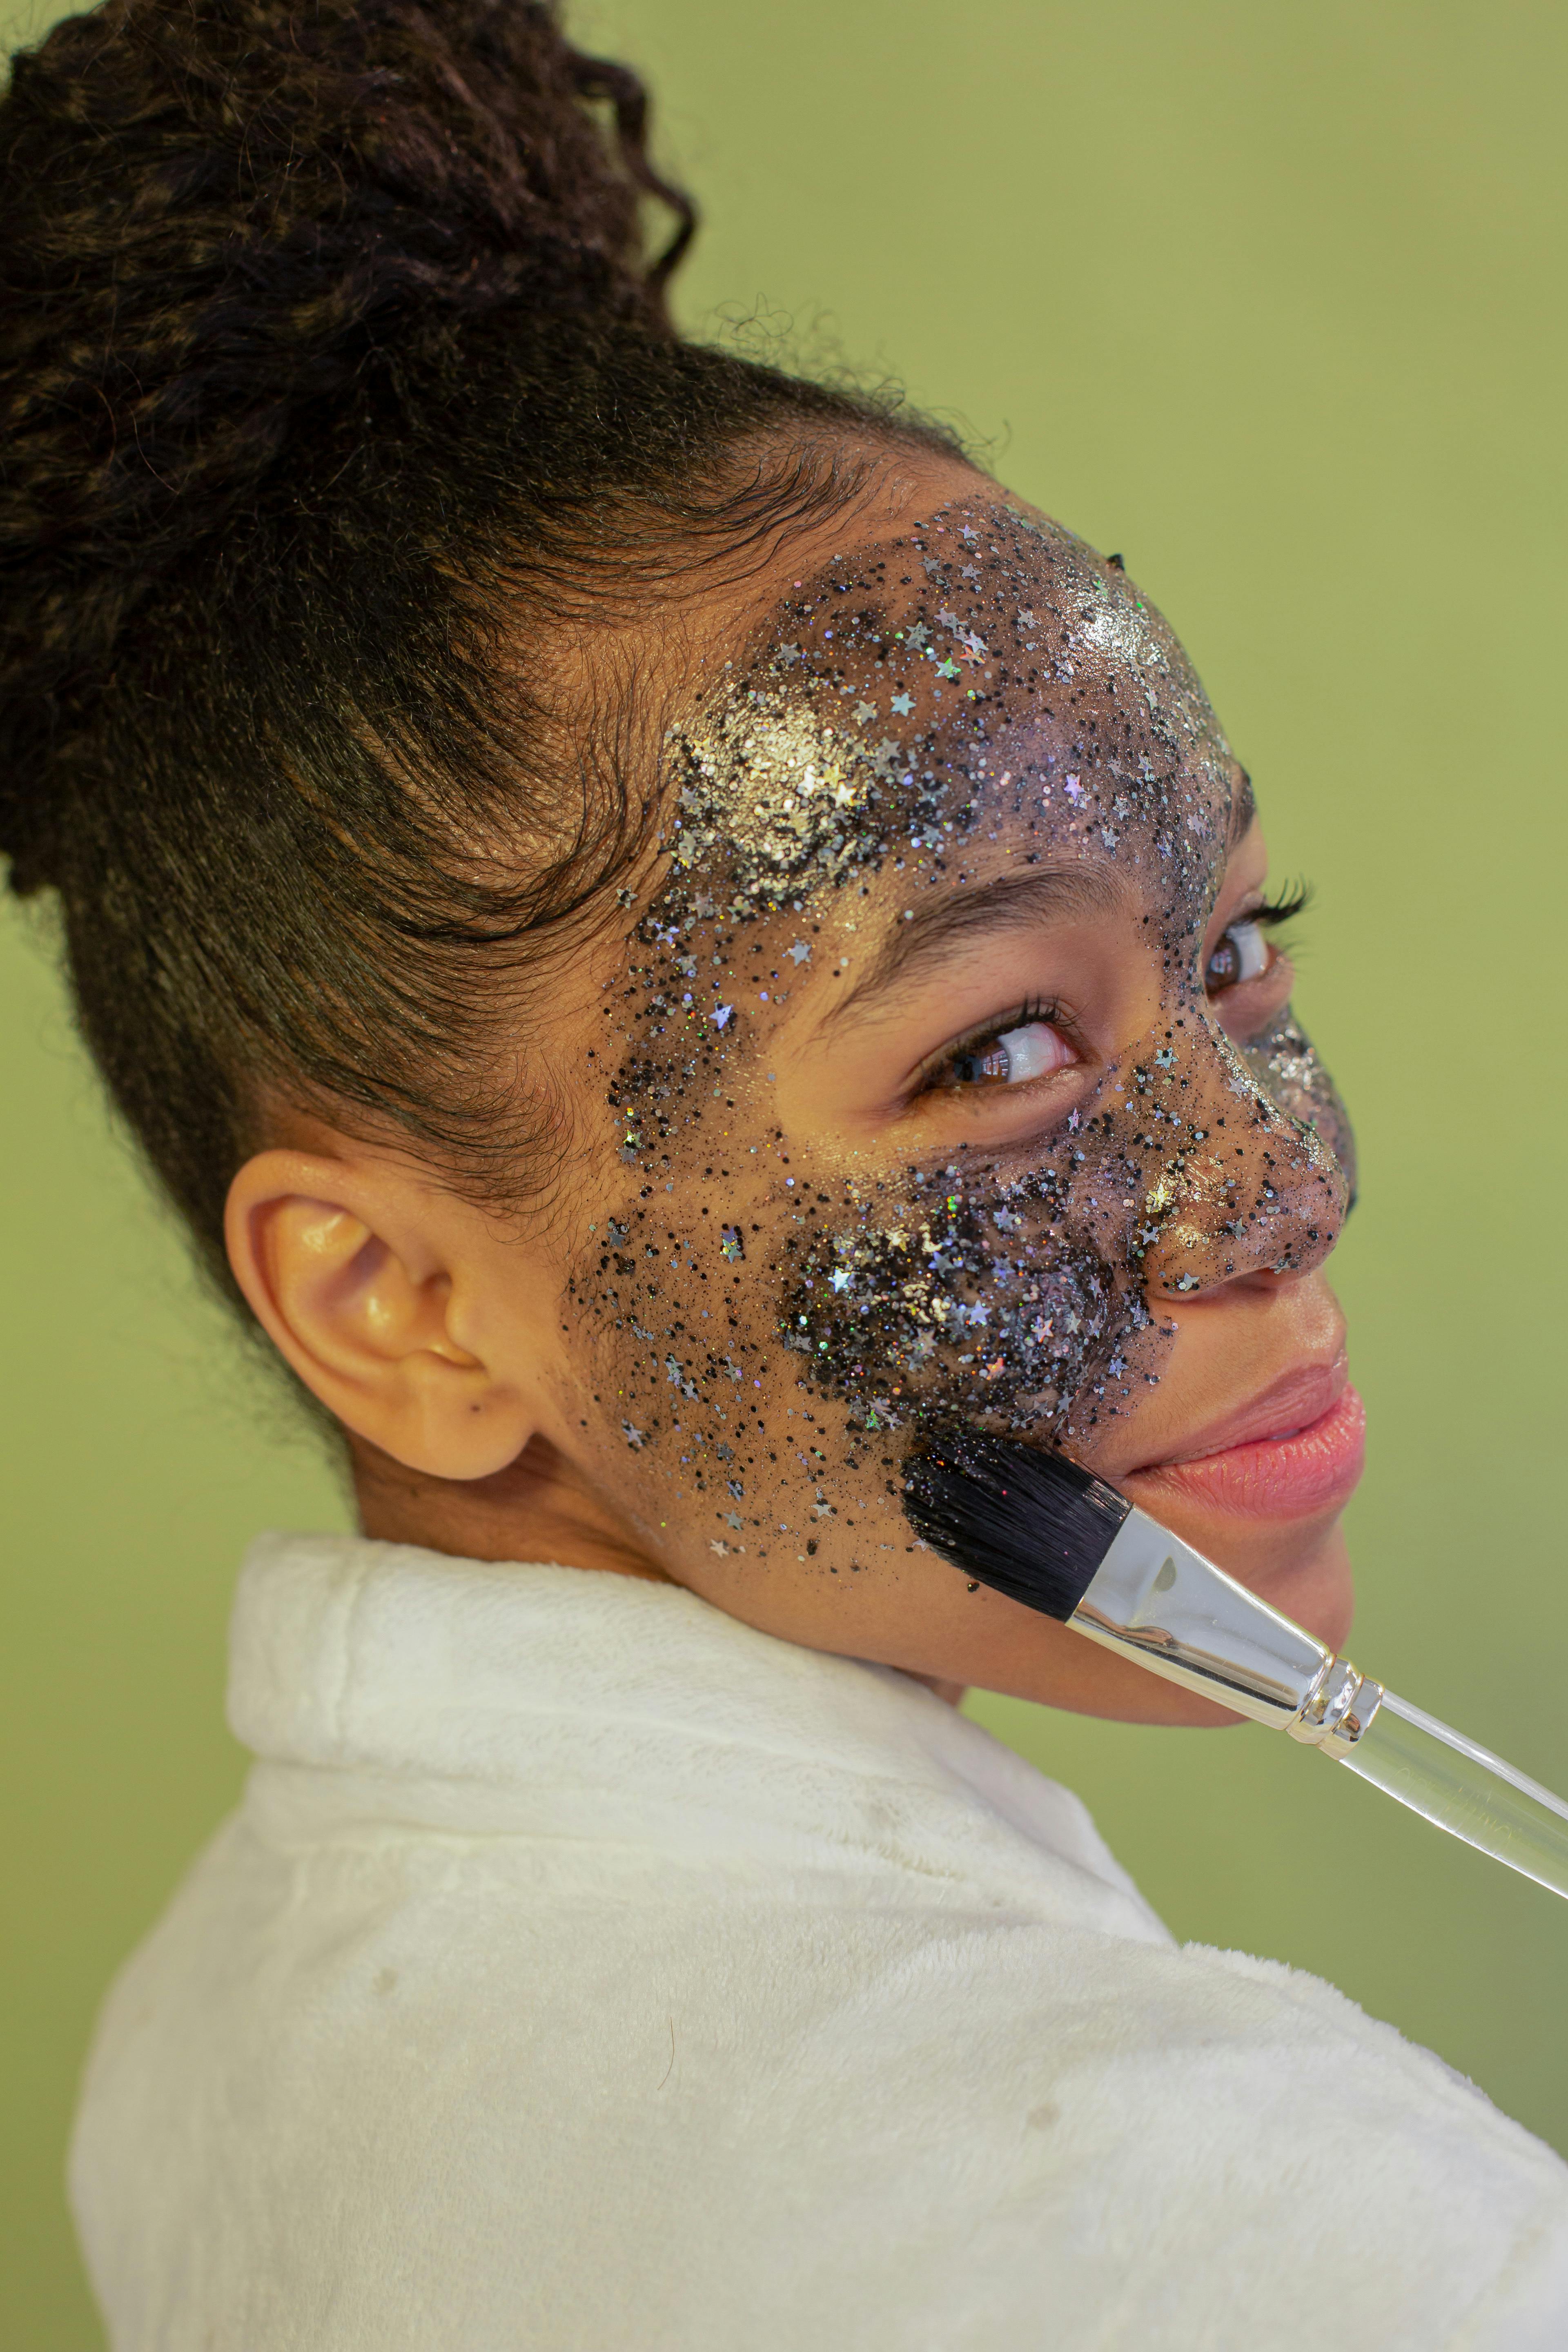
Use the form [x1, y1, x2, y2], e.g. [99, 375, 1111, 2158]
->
[566, 1202, 775, 1501]
[777, 1163, 1171, 1443]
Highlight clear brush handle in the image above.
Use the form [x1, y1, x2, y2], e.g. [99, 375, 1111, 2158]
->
[1063, 1512, 1568, 1900]
[1335, 1690, 1568, 1903]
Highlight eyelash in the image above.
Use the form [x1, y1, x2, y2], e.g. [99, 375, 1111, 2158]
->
[917, 994, 1070, 1093]
[1252, 881, 1312, 930]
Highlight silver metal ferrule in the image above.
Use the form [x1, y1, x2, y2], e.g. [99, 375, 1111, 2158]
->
[1287, 1654, 1384, 1754]
[1067, 1506, 1383, 1747]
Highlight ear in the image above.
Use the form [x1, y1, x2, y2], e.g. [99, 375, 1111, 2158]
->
[224, 1148, 536, 1479]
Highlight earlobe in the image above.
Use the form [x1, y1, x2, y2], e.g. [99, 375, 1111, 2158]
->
[223, 1149, 533, 1480]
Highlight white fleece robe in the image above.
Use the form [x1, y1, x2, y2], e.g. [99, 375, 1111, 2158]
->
[70, 1532, 1568, 2350]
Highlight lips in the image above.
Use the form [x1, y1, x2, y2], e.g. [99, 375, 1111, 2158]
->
[1124, 1382, 1366, 1522]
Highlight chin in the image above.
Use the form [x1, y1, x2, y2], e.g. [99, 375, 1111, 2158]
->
[1266, 1517, 1356, 1656]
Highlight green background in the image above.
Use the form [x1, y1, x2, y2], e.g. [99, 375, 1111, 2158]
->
[4, 0, 1565, 2339]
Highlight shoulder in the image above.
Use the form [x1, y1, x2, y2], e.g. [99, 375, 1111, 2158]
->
[69, 1804, 1568, 2351]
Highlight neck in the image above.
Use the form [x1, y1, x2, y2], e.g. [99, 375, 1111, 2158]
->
[353, 1432, 673, 1583]
[350, 1433, 966, 1710]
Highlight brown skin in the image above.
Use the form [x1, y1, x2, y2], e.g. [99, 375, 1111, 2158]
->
[225, 448, 1356, 1727]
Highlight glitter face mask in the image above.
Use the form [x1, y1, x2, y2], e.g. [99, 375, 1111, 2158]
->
[566, 499, 1353, 1575]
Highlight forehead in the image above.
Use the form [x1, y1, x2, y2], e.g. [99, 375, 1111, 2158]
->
[662, 495, 1241, 942]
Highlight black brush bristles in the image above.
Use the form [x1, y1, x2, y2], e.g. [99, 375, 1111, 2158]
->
[902, 1430, 1133, 1620]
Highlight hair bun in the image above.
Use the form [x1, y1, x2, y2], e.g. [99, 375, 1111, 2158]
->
[0, 0, 691, 888]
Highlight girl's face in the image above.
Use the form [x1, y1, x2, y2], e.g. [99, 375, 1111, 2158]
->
[546, 469, 1361, 1718]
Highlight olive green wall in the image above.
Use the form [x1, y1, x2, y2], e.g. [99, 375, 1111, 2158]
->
[4, 1, 1565, 2340]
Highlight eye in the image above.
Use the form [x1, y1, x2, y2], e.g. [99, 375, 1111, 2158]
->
[1205, 882, 1311, 994]
[930, 1011, 1077, 1090]
[1205, 918, 1271, 993]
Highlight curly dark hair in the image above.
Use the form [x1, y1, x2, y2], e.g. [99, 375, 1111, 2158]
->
[0, 0, 956, 1314]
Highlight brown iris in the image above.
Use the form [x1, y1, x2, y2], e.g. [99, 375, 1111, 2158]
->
[949, 1039, 1015, 1085]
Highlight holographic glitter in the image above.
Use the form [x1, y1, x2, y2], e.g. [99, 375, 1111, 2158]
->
[1237, 1007, 1357, 1206]
[564, 497, 1353, 1574]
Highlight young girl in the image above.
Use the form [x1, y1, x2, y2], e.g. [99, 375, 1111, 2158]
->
[4, 1, 1565, 2343]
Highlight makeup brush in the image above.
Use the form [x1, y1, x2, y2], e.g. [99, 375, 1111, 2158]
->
[904, 1430, 1568, 1904]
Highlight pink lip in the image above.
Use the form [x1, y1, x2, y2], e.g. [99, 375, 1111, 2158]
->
[1126, 1383, 1366, 1522]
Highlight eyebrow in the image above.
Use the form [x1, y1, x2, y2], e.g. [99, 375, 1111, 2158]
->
[1228, 768, 1256, 849]
[826, 865, 1127, 1031]
[827, 768, 1256, 1031]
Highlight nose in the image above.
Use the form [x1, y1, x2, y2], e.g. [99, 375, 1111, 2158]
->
[1137, 1020, 1350, 1301]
